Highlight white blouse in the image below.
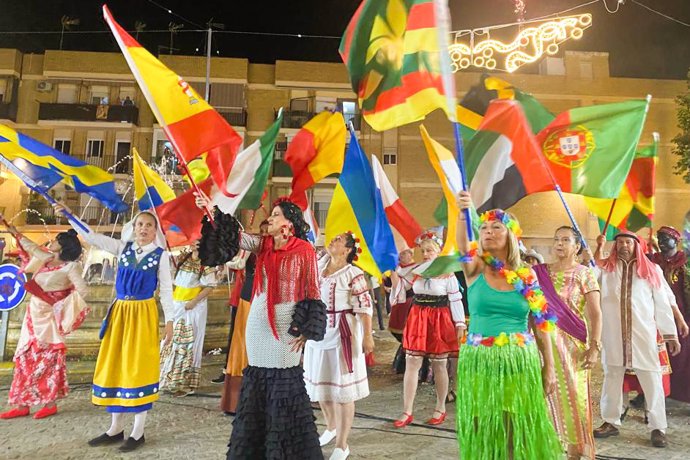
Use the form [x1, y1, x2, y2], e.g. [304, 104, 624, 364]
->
[413, 275, 465, 326]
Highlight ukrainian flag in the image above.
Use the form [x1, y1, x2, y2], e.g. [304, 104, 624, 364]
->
[133, 148, 175, 211]
[325, 132, 397, 279]
[0, 124, 128, 212]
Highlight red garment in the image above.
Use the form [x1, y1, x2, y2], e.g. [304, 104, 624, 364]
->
[388, 296, 414, 335]
[229, 270, 245, 308]
[253, 236, 320, 339]
[403, 303, 459, 357]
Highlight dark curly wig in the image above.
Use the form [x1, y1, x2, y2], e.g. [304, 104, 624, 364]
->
[198, 207, 241, 267]
[56, 229, 82, 261]
[274, 198, 310, 242]
[556, 225, 584, 255]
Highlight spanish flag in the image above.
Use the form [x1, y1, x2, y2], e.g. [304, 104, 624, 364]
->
[284, 111, 347, 209]
[103, 5, 242, 193]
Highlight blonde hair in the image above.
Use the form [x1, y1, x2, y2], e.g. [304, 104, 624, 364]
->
[419, 239, 441, 254]
[478, 211, 523, 270]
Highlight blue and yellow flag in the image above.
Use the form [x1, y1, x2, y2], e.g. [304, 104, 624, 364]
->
[133, 148, 176, 211]
[325, 132, 397, 279]
[0, 124, 128, 212]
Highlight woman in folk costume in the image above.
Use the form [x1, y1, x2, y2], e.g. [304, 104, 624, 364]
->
[0, 219, 88, 420]
[304, 232, 375, 460]
[394, 230, 465, 428]
[533, 226, 602, 460]
[220, 220, 269, 414]
[195, 196, 327, 460]
[455, 192, 562, 459]
[54, 203, 174, 453]
[160, 243, 218, 396]
[387, 246, 417, 373]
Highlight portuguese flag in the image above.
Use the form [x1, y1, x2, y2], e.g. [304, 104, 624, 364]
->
[585, 133, 659, 232]
[536, 99, 650, 198]
[464, 99, 553, 213]
[339, 0, 456, 131]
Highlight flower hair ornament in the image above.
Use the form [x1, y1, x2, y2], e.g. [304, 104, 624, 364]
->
[346, 231, 362, 262]
[459, 209, 556, 333]
[416, 230, 443, 248]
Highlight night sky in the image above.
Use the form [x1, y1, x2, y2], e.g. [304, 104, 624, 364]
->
[0, 0, 688, 80]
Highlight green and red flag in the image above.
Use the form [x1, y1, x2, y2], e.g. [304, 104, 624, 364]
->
[585, 133, 659, 232]
[339, 0, 456, 131]
[536, 98, 650, 198]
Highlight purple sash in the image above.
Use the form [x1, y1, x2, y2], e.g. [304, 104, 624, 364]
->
[534, 264, 587, 344]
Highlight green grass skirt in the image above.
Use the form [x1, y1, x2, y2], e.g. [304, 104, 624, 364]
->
[456, 342, 563, 459]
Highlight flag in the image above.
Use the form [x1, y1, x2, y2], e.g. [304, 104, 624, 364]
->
[210, 111, 282, 214]
[304, 203, 320, 243]
[585, 133, 659, 232]
[416, 125, 464, 276]
[156, 180, 213, 247]
[371, 154, 422, 249]
[133, 148, 175, 211]
[536, 99, 650, 198]
[339, 0, 456, 131]
[103, 5, 242, 193]
[0, 124, 128, 212]
[465, 100, 553, 213]
[284, 111, 346, 209]
[325, 133, 397, 279]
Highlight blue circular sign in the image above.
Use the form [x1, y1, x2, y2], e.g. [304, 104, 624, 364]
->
[0, 264, 27, 311]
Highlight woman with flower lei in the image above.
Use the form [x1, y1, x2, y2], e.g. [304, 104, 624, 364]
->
[393, 230, 465, 428]
[303, 232, 375, 460]
[455, 191, 562, 459]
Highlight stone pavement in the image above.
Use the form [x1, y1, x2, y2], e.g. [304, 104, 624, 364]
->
[1, 331, 690, 459]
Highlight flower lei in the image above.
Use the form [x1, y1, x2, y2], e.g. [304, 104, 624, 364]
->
[460, 209, 556, 332]
[347, 231, 362, 262]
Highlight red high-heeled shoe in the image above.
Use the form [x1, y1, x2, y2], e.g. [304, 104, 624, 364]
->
[393, 412, 414, 428]
[426, 410, 447, 425]
[33, 405, 58, 419]
[0, 407, 30, 419]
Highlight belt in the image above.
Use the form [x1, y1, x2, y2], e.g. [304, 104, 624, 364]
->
[116, 294, 153, 301]
[413, 294, 449, 307]
[327, 309, 355, 373]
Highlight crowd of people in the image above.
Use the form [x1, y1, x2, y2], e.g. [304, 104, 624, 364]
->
[0, 190, 688, 460]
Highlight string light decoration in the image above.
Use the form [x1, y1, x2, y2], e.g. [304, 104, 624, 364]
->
[513, 0, 526, 21]
[449, 13, 592, 73]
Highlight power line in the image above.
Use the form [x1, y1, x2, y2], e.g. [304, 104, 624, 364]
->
[631, 0, 690, 27]
[146, 0, 204, 29]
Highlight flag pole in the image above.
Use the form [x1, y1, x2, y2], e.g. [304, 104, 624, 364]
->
[0, 154, 89, 233]
[602, 198, 618, 235]
[452, 123, 474, 242]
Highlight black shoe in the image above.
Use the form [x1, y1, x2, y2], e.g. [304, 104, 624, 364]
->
[211, 374, 225, 384]
[119, 436, 145, 452]
[88, 431, 124, 447]
[651, 429, 667, 448]
[630, 393, 646, 408]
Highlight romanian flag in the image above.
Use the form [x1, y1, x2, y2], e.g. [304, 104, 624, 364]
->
[133, 148, 176, 211]
[103, 5, 242, 193]
[0, 124, 128, 212]
[416, 125, 464, 277]
[585, 133, 659, 232]
[339, 0, 457, 131]
[284, 111, 346, 209]
[325, 133, 397, 279]
[371, 154, 422, 250]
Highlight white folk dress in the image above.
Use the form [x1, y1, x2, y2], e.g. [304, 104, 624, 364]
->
[304, 256, 373, 403]
[160, 257, 218, 392]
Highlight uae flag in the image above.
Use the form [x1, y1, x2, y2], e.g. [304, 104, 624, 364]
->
[466, 99, 553, 213]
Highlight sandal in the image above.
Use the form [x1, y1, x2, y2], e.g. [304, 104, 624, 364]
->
[445, 390, 457, 404]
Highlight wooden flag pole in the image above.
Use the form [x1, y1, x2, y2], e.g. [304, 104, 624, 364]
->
[602, 199, 618, 236]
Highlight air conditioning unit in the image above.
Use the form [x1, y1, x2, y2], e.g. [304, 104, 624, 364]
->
[36, 81, 53, 92]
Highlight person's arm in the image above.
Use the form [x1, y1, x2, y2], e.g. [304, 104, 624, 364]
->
[67, 262, 89, 298]
[661, 278, 689, 338]
[455, 191, 481, 278]
[351, 272, 375, 354]
[581, 267, 602, 369]
[157, 251, 175, 345]
[447, 275, 467, 340]
[186, 268, 218, 311]
[532, 320, 557, 395]
[593, 234, 606, 262]
[652, 267, 681, 355]
[225, 249, 249, 270]
[52, 202, 124, 255]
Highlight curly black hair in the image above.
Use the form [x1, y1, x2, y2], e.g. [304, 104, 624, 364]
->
[344, 232, 357, 264]
[275, 200, 310, 242]
[56, 229, 82, 261]
[556, 225, 584, 255]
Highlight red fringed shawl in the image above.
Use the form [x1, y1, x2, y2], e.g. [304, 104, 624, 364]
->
[253, 236, 320, 339]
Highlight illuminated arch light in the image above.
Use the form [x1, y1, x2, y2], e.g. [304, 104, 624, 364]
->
[448, 14, 592, 73]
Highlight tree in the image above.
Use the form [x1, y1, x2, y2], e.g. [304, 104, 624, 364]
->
[672, 69, 690, 183]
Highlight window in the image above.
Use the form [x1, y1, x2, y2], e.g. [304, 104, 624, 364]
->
[312, 189, 334, 229]
[383, 152, 397, 165]
[90, 85, 110, 105]
[54, 139, 71, 154]
[114, 141, 131, 174]
[118, 87, 136, 104]
[57, 84, 78, 104]
[0, 79, 6, 102]
[87, 139, 104, 158]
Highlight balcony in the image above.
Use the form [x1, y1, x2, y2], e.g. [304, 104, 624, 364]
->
[27, 202, 129, 226]
[218, 108, 247, 127]
[272, 159, 292, 177]
[276, 110, 362, 130]
[38, 103, 139, 124]
[83, 155, 131, 174]
[0, 102, 17, 121]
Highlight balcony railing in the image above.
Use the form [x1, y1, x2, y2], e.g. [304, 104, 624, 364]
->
[218, 108, 247, 127]
[38, 103, 139, 124]
[276, 110, 362, 130]
[81, 155, 131, 174]
[0, 102, 16, 121]
[27, 202, 130, 226]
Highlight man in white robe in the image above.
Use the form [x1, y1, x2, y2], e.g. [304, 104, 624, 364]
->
[593, 232, 681, 448]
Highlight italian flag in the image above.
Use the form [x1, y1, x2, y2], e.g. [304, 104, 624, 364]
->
[211, 111, 283, 214]
[415, 125, 464, 277]
[466, 99, 554, 213]
[371, 154, 422, 250]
